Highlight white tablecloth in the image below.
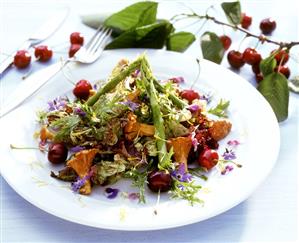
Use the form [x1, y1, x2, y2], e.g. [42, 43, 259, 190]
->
[1, 0, 298, 242]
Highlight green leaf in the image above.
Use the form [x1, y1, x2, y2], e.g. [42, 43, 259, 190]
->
[257, 72, 289, 122]
[200, 32, 225, 64]
[103, 1, 158, 34]
[166, 31, 196, 52]
[288, 76, 299, 93]
[208, 99, 230, 118]
[260, 55, 277, 76]
[221, 1, 242, 25]
[105, 20, 174, 49]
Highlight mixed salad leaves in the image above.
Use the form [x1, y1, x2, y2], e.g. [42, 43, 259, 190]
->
[37, 54, 235, 205]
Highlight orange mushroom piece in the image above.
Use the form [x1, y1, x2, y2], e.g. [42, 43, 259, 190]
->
[67, 148, 99, 195]
[208, 120, 232, 141]
[124, 112, 155, 141]
[167, 137, 192, 170]
[126, 89, 140, 102]
[39, 126, 54, 142]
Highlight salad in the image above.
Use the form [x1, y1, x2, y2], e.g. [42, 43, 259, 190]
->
[37, 54, 234, 204]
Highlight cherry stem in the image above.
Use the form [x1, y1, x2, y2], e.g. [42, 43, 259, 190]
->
[10, 144, 44, 151]
[174, 13, 299, 50]
[153, 189, 161, 215]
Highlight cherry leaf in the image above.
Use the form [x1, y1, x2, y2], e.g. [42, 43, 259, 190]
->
[221, 1, 242, 25]
[257, 72, 289, 122]
[200, 32, 225, 64]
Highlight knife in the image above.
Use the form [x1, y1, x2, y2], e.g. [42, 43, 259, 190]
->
[0, 9, 69, 75]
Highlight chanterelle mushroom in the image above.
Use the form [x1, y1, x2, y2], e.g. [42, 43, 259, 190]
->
[67, 148, 99, 195]
[39, 126, 54, 142]
[209, 120, 232, 141]
[124, 112, 155, 140]
[167, 137, 192, 170]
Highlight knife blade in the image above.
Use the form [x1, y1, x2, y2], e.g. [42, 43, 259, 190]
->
[0, 9, 69, 75]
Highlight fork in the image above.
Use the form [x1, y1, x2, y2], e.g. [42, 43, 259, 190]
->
[0, 26, 112, 118]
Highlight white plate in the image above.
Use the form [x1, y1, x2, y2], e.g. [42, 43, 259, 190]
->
[0, 49, 280, 230]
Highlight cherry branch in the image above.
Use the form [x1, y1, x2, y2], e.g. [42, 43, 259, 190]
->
[172, 13, 299, 50]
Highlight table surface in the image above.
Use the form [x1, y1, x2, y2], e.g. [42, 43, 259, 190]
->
[0, 0, 298, 242]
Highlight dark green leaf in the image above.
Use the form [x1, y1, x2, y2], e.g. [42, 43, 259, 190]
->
[166, 31, 196, 52]
[288, 76, 299, 93]
[260, 55, 277, 76]
[103, 1, 158, 34]
[105, 20, 174, 49]
[257, 72, 289, 122]
[200, 32, 225, 64]
[221, 1, 242, 25]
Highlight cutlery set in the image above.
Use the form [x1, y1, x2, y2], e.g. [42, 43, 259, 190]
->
[0, 10, 111, 118]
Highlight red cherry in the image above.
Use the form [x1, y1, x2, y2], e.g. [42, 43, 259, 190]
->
[48, 143, 68, 164]
[252, 63, 261, 74]
[243, 48, 262, 65]
[13, 50, 31, 69]
[198, 148, 219, 170]
[274, 66, 290, 79]
[73, 79, 92, 100]
[219, 35, 232, 50]
[70, 32, 84, 45]
[260, 18, 276, 35]
[255, 73, 264, 83]
[227, 50, 245, 69]
[180, 89, 200, 104]
[69, 44, 81, 58]
[34, 45, 53, 62]
[271, 49, 289, 65]
[147, 170, 172, 192]
[241, 13, 252, 29]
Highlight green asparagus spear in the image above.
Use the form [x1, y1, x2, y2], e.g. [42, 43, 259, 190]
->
[141, 57, 187, 109]
[86, 56, 143, 106]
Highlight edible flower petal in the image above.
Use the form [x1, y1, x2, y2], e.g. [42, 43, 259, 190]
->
[171, 163, 193, 182]
[187, 104, 200, 113]
[222, 148, 236, 160]
[170, 76, 185, 84]
[120, 100, 140, 111]
[227, 140, 240, 146]
[105, 188, 119, 199]
[74, 107, 86, 116]
[221, 165, 234, 175]
[47, 97, 67, 111]
[69, 146, 85, 153]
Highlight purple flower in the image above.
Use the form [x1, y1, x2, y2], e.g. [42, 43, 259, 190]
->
[104, 188, 119, 199]
[74, 107, 86, 117]
[171, 163, 192, 182]
[132, 69, 140, 77]
[69, 146, 85, 153]
[187, 104, 200, 113]
[71, 175, 89, 192]
[128, 192, 139, 201]
[227, 140, 240, 146]
[200, 92, 212, 103]
[47, 97, 67, 111]
[170, 76, 185, 84]
[221, 165, 234, 175]
[222, 148, 236, 160]
[71, 170, 93, 192]
[93, 84, 98, 90]
[119, 100, 140, 111]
